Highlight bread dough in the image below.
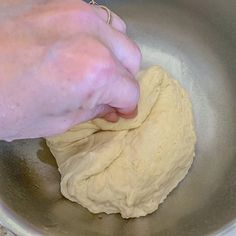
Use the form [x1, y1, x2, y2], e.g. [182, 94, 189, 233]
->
[46, 66, 196, 218]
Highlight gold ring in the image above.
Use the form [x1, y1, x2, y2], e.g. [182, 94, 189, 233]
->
[89, 0, 112, 25]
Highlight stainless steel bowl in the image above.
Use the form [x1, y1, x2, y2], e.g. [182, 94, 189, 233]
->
[0, 0, 236, 235]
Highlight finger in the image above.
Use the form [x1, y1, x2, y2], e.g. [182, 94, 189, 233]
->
[118, 106, 138, 119]
[92, 5, 126, 33]
[101, 63, 140, 116]
[69, 105, 120, 125]
[103, 112, 119, 122]
[100, 27, 142, 76]
[96, 106, 119, 122]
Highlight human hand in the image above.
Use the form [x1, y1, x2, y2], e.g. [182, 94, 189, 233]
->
[0, 0, 141, 140]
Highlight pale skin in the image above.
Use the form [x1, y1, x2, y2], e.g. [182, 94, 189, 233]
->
[0, 0, 141, 141]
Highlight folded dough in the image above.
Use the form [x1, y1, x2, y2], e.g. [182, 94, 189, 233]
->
[46, 66, 196, 218]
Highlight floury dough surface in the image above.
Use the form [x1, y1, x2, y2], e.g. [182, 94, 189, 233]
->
[46, 66, 196, 218]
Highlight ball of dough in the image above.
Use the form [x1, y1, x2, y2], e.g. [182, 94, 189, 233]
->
[46, 66, 196, 218]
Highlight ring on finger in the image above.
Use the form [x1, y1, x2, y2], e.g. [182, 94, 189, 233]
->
[89, 0, 112, 25]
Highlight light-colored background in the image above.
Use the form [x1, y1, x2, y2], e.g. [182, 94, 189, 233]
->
[0, 226, 14, 236]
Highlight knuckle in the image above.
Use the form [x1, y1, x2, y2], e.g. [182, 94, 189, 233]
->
[133, 42, 142, 64]
[119, 20, 127, 32]
[90, 44, 115, 75]
[74, 4, 95, 23]
[77, 41, 116, 105]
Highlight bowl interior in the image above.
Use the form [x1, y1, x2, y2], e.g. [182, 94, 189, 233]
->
[0, 0, 236, 235]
